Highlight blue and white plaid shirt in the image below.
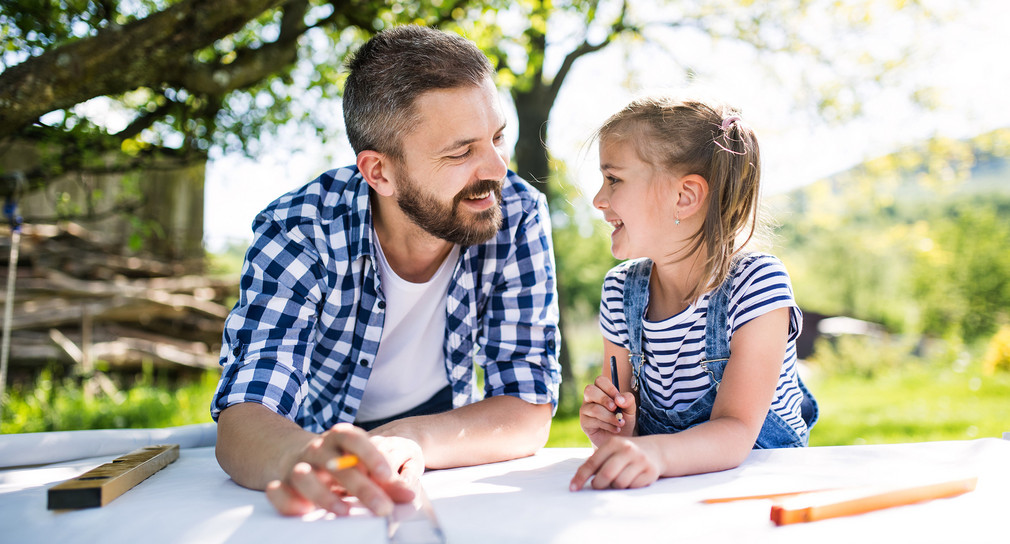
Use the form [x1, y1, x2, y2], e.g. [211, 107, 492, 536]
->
[211, 166, 561, 432]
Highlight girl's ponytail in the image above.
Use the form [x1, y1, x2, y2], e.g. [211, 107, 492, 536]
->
[703, 113, 761, 295]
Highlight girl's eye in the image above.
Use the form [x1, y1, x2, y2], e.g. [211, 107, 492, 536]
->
[606, 175, 621, 185]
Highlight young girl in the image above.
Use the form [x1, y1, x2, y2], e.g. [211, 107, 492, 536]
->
[570, 96, 817, 492]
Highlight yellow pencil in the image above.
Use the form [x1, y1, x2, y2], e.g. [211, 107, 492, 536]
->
[326, 454, 359, 472]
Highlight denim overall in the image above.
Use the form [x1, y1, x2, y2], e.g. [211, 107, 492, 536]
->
[623, 258, 818, 448]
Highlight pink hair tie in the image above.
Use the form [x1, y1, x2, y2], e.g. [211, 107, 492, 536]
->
[720, 116, 741, 130]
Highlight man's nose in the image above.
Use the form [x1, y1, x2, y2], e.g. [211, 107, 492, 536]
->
[476, 143, 509, 181]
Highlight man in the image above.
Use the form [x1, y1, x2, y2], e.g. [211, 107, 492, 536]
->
[211, 25, 561, 517]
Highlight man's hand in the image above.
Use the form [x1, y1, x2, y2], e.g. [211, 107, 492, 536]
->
[264, 423, 420, 516]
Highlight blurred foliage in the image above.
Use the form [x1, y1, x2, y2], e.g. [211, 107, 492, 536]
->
[982, 325, 1010, 376]
[773, 127, 1010, 343]
[1, 367, 218, 434]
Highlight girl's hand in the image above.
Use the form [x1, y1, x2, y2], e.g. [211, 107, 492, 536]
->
[579, 375, 637, 448]
[569, 436, 663, 491]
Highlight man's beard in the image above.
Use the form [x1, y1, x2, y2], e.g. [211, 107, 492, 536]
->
[396, 175, 504, 246]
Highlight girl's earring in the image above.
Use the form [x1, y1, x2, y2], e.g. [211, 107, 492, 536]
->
[675, 209, 681, 226]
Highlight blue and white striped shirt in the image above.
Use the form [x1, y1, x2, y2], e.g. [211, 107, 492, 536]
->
[211, 166, 561, 433]
[600, 253, 806, 435]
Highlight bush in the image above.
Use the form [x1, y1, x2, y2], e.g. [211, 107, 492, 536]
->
[1, 368, 219, 434]
[982, 325, 1010, 375]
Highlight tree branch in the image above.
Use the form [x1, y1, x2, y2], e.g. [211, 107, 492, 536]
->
[0, 0, 289, 140]
[548, 0, 630, 105]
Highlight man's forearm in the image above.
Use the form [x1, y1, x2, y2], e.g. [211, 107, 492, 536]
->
[370, 395, 553, 469]
[216, 403, 318, 490]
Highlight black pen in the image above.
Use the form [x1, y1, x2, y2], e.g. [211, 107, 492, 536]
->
[610, 355, 623, 423]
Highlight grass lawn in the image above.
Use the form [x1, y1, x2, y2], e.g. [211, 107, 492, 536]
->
[546, 360, 1010, 448]
[6, 359, 1006, 450]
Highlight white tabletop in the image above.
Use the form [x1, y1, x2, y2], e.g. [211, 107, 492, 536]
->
[1, 427, 1007, 543]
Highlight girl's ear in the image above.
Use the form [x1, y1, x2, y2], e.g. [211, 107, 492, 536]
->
[357, 150, 396, 197]
[676, 173, 709, 219]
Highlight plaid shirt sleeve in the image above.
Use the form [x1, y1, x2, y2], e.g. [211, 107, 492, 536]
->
[478, 190, 562, 411]
[210, 207, 325, 422]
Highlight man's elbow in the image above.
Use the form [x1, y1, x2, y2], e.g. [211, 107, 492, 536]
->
[515, 401, 553, 456]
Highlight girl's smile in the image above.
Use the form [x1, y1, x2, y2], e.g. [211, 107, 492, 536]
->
[593, 138, 677, 261]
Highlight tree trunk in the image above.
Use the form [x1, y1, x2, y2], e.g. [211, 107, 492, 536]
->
[513, 83, 580, 415]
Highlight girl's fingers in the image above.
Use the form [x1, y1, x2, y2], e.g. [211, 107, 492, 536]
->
[569, 454, 603, 491]
[569, 444, 622, 491]
[591, 376, 621, 408]
[580, 402, 623, 433]
[582, 384, 616, 412]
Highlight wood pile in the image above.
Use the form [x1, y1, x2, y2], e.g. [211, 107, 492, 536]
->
[0, 222, 238, 379]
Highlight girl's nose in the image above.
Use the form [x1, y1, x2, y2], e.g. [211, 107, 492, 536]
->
[593, 184, 608, 210]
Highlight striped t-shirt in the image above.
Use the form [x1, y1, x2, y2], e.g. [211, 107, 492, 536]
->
[599, 253, 807, 435]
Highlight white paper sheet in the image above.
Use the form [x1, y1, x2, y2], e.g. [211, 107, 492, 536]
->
[1, 435, 1008, 543]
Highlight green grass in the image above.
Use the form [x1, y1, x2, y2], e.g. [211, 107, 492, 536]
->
[546, 358, 1010, 448]
[805, 360, 1010, 446]
[1, 368, 218, 434]
[6, 355, 1007, 450]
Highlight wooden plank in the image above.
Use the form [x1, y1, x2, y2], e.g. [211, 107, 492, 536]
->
[47, 444, 180, 509]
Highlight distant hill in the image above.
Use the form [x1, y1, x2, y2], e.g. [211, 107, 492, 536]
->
[769, 127, 1010, 218]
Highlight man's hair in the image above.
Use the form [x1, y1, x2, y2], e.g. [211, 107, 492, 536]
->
[343, 25, 495, 160]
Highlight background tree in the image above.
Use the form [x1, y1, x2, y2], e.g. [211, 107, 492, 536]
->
[441, 0, 937, 410]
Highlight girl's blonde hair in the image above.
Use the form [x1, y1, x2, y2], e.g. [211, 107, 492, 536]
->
[597, 95, 761, 302]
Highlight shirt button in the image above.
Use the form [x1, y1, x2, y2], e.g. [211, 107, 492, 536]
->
[377, 301, 385, 309]
[360, 359, 369, 367]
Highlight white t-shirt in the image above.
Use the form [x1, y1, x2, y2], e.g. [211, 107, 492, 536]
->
[354, 234, 458, 422]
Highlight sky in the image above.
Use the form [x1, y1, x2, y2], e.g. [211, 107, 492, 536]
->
[203, 0, 1010, 252]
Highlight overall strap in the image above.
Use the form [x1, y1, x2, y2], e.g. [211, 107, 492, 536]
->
[622, 258, 652, 394]
[703, 262, 736, 361]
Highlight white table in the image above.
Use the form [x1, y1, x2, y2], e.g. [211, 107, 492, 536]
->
[1, 426, 1007, 543]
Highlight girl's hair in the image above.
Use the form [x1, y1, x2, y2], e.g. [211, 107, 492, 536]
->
[598, 95, 761, 302]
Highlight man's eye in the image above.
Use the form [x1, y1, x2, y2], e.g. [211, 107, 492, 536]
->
[449, 150, 472, 160]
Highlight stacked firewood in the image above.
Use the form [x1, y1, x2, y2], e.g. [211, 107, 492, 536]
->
[0, 222, 239, 379]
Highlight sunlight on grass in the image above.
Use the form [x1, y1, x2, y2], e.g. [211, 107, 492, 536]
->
[547, 351, 1010, 448]
[806, 360, 1010, 446]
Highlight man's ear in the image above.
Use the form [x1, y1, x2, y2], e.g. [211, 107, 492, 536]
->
[357, 150, 396, 197]
[676, 173, 709, 219]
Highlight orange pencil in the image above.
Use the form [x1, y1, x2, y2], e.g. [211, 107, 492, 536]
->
[769, 476, 977, 525]
[326, 454, 360, 472]
[701, 488, 835, 504]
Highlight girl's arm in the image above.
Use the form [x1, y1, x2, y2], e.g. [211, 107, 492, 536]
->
[571, 307, 789, 490]
[661, 306, 791, 474]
